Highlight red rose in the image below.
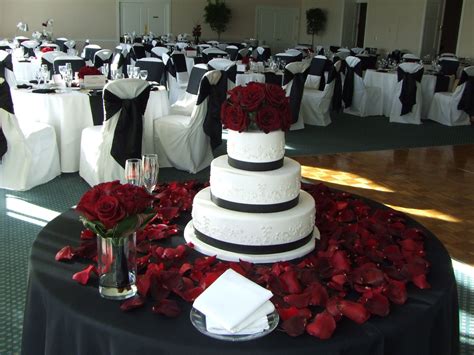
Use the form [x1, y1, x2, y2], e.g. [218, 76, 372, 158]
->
[221, 101, 249, 132]
[115, 184, 153, 215]
[78, 66, 101, 79]
[255, 105, 281, 133]
[95, 195, 126, 229]
[228, 86, 243, 105]
[265, 83, 286, 107]
[240, 82, 265, 111]
[76, 189, 103, 220]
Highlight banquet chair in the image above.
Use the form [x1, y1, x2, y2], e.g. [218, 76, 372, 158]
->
[0, 78, 60, 191]
[151, 46, 169, 60]
[197, 44, 211, 54]
[351, 47, 365, 55]
[64, 40, 77, 55]
[438, 57, 460, 76]
[253, 46, 271, 62]
[202, 48, 228, 63]
[330, 45, 340, 54]
[93, 49, 113, 68]
[162, 52, 189, 105]
[135, 58, 165, 83]
[237, 48, 249, 60]
[14, 36, 29, 45]
[275, 52, 302, 66]
[427, 66, 473, 126]
[389, 62, 424, 124]
[169, 64, 208, 116]
[21, 40, 39, 58]
[153, 70, 224, 173]
[0, 41, 11, 51]
[207, 58, 237, 90]
[402, 53, 420, 63]
[439, 53, 456, 58]
[342, 56, 382, 117]
[41, 52, 65, 78]
[283, 61, 310, 130]
[79, 79, 151, 186]
[0, 51, 16, 88]
[300, 56, 336, 126]
[175, 42, 188, 51]
[225, 45, 239, 61]
[171, 52, 189, 86]
[335, 49, 351, 60]
[53, 56, 85, 75]
[207, 41, 219, 47]
[82, 44, 101, 62]
[110, 52, 125, 76]
[55, 37, 68, 52]
[332, 59, 344, 112]
[131, 44, 147, 61]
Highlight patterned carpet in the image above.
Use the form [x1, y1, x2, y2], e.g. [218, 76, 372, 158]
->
[1, 113, 473, 354]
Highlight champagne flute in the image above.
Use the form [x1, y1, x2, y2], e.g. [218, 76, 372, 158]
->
[125, 158, 142, 186]
[141, 154, 159, 194]
[139, 70, 148, 80]
[127, 64, 134, 78]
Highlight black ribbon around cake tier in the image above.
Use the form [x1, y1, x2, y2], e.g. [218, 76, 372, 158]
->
[227, 156, 284, 171]
[194, 228, 314, 255]
[211, 193, 299, 213]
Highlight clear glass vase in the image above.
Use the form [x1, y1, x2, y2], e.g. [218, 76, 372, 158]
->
[97, 233, 137, 300]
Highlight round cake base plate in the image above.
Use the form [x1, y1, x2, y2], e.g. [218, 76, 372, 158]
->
[184, 220, 319, 264]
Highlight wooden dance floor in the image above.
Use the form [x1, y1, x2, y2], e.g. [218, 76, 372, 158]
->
[294, 144, 474, 267]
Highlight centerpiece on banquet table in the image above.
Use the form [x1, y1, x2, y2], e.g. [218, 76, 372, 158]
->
[75, 181, 156, 300]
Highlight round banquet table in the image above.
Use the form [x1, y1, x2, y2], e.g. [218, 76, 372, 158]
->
[21, 195, 459, 355]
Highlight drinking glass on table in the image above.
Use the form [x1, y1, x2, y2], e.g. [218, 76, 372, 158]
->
[139, 70, 148, 80]
[127, 64, 134, 78]
[132, 66, 140, 78]
[101, 63, 109, 78]
[125, 158, 142, 186]
[141, 154, 159, 194]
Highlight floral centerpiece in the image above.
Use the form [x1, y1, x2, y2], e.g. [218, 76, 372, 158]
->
[78, 65, 101, 79]
[75, 181, 156, 300]
[220, 82, 292, 133]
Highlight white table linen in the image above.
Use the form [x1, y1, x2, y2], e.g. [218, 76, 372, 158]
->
[12, 56, 41, 83]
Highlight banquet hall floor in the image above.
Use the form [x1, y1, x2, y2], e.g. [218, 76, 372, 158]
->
[294, 144, 474, 267]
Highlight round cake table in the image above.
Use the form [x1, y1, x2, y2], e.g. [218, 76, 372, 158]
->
[21, 195, 459, 355]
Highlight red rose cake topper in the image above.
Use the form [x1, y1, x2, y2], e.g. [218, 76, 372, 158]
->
[221, 82, 292, 133]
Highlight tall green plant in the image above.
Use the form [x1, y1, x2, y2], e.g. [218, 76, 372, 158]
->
[204, 0, 232, 40]
[306, 8, 327, 49]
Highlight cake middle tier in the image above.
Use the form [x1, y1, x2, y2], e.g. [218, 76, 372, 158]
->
[192, 187, 315, 247]
[210, 155, 301, 212]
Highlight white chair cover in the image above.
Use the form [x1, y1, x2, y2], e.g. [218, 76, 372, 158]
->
[438, 57, 460, 77]
[389, 62, 424, 124]
[427, 66, 473, 126]
[402, 53, 420, 63]
[81, 44, 101, 63]
[343, 56, 382, 117]
[153, 70, 220, 173]
[151, 46, 169, 59]
[207, 58, 237, 90]
[301, 56, 336, 126]
[439, 53, 456, 58]
[283, 61, 310, 131]
[170, 64, 208, 116]
[0, 79, 60, 190]
[94, 49, 113, 68]
[202, 48, 228, 62]
[164, 52, 189, 105]
[79, 79, 151, 186]
[351, 47, 365, 55]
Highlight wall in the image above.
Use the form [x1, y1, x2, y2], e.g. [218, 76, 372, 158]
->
[457, 0, 474, 58]
[364, 0, 427, 56]
[299, 0, 345, 47]
[0, 0, 117, 49]
[341, 0, 357, 48]
[171, 0, 302, 43]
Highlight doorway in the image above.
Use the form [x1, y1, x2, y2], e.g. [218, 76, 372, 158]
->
[118, 0, 170, 37]
[438, 0, 463, 54]
[256, 6, 300, 53]
[356, 3, 367, 48]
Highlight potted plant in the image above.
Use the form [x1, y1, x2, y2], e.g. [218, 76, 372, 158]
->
[306, 8, 327, 49]
[203, 0, 232, 41]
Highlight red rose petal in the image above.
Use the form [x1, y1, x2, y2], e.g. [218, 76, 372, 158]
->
[120, 296, 145, 311]
[280, 270, 302, 294]
[331, 250, 351, 272]
[55, 246, 74, 261]
[412, 274, 431, 289]
[306, 311, 336, 340]
[180, 287, 204, 302]
[278, 306, 312, 321]
[152, 299, 181, 317]
[136, 274, 151, 296]
[80, 229, 96, 240]
[384, 279, 407, 305]
[284, 293, 311, 308]
[306, 282, 328, 307]
[72, 264, 96, 285]
[338, 300, 370, 324]
[361, 292, 390, 317]
[281, 316, 307, 337]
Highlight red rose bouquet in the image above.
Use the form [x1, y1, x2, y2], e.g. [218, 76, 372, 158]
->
[220, 82, 292, 133]
[76, 180, 156, 239]
[78, 65, 101, 79]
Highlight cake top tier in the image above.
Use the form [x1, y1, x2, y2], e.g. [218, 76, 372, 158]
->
[226, 130, 285, 171]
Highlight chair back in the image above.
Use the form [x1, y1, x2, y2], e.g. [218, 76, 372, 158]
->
[254, 46, 271, 62]
[275, 52, 302, 66]
[186, 64, 209, 95]
[207, 58, 236, 89]
[82, 44, 101, 61]
[439, 57, 460, 76]
[171, 52, 189, 85]
[396, 62, 424, 115]
[455, 66, 474, 116]
[131, 44, 146, 60]
[306, 55, 334, 91]
[135, 58, 165, 83]
[93, 49, 113, 68]
[55, 38, 68, 51]
[0, 51, 14, 86]
[21, 40, 39, 57]
[402, 53, 420, 63]
[41, 52, 65, 76]
[439, 53, 456, 58]
[53, 56, 86, 75]
[202, 48, 228, 63]
[225, 45, 239, 61]
[151, 46, 169, 59]
[342, 56, 364, 108]
[283, 61, 310, 123]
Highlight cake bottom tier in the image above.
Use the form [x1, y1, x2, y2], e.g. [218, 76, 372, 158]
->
[184, 221, 319, 263]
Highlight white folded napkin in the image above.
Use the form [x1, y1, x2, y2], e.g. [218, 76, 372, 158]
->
[205, 300, 274, 335]
[193, 269, 273, 333]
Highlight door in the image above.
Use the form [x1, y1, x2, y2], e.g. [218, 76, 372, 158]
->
[120, 2, 144, 35]
[439, 0, 463, 54]
[256, 6, 299, 53]
[356, 3, 367, 48]
[420, 0, 445, 58]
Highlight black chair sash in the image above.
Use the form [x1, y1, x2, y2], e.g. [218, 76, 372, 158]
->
[283, 68, 309, 123]
[434, 74, 450, 93]
[186, 66, 208, 95]
[225, 47, 238, 61]
[55, 39, 67, 52]
[256, 47, 271, 62]
[132, 45, 146, 60]
[172, 53, 188, 73]
[397, 66, 424, 115]
[198, 75, 226, 150]
[332, 65, 343, 112]
[0, 80, 14, 158]
[264, 72, 282, 86]
[53, 59, 85, 75]
[208, 63, 236, 84]
[457, 72, 474, 116]
[103, 86, 151, 168]
[94, 54, 112, 69]
[309, 57, 334, 90]
[84, 47, 100, 62]
[136, 60, 165, 83]
[439, 60, 460, 76]
[342, 62, 363, 108]
[0, 45, 10, 51]
[88, 91, 104, 126]
[330, 46, 340, 53]
[357, 55, 377, 71]
[0, 54, 13, 79]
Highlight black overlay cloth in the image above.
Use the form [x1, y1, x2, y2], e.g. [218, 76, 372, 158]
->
[103, 86, 151, 168]
[21, 191, 459, 355]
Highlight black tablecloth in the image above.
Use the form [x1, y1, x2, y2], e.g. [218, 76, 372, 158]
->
[22, 198, 459, 355]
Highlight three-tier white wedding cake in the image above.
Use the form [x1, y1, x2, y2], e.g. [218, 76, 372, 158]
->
[184, 130, 319, 263]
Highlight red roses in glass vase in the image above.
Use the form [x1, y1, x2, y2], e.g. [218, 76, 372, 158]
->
[77, 65, 101, 79]
[220, 82, 292, 133]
